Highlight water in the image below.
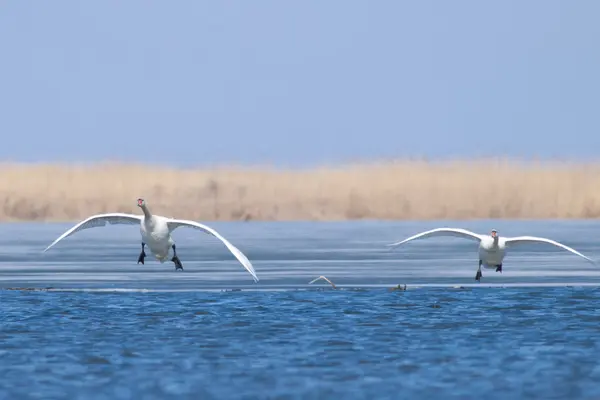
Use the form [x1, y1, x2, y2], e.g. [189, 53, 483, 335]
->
[1, 220, 600, 399]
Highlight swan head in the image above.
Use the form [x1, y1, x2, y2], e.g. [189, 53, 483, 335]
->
[137, 198, 146, 208]
[491, 229, 498, 239]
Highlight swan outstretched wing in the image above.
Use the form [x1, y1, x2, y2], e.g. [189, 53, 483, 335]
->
[166, 219, 259, 282]
[387, 228, 483, 249]
[43, 213, 142, 252]
[504, 236, 595, 264]
[309, 275, 337, 289]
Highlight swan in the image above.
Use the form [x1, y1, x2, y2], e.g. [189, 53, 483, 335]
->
[309, 275, 337, 289]
[387, 228, 595, 282]
[43, 198, 259, 282]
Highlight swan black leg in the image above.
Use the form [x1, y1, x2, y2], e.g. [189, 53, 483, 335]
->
[171, 244, 183, 271]
[495, 264, 502, 273]
[137, 243, 146, 265]
[475, 260, 482, 282]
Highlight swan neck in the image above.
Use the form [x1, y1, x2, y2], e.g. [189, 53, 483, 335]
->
[141, 205, 152, 220]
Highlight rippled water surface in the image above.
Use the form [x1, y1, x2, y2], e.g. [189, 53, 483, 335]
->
[1, 220, 600, 399]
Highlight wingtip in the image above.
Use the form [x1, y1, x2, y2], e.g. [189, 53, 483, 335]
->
[42, 242, 56, 253]
[249, 267, 259, 283]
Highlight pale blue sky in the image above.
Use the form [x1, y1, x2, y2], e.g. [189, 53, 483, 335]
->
[1, 1, 599, 167]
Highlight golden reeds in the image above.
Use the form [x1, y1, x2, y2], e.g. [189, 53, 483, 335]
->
[1, 159, 599, 221]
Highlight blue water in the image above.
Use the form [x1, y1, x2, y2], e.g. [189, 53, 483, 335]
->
[1, 220, 600, 399]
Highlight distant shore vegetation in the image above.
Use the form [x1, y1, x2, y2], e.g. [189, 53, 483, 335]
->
[1, 159, 600, 221]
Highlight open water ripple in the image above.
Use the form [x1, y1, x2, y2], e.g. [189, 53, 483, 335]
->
[0, 288, 599, 399]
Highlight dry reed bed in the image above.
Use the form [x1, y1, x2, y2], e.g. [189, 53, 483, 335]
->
[1, 160, 600, 221]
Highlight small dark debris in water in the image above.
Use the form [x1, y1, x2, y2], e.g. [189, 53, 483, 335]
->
[388, 284, 407, 292]
[430, 304, 441, 308]
[120, 349, 138, 357]
[85, 356, 111, 365]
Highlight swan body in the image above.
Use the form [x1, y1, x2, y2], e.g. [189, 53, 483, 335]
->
[43, 198, 259, 282]
[388, 227, 594, 281]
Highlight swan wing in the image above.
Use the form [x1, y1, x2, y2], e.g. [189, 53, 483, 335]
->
[504, 236, 595, 264]
[309, 275, 336, 288]
[387, 228, 483, 249]
[166, 219, 259, 282]
[43, 213, 142, 252]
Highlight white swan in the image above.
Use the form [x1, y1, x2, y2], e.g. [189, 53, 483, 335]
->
[43, 198, 259, 282]
[309, 275, 337, 289]
[387, 228, 595, 282]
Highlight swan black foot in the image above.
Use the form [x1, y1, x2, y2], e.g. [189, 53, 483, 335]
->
[171, 244, 183, 271]
[475, 260, 482, 282]
[495, 264, 502, 273]
[172, 256, 183, 271]
[137, 243, 146, 265]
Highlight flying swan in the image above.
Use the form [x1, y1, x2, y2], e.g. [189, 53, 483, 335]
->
[387, 228, 595, 282]
[309, 275, 337, 289]
[43, 198, 259, 282]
